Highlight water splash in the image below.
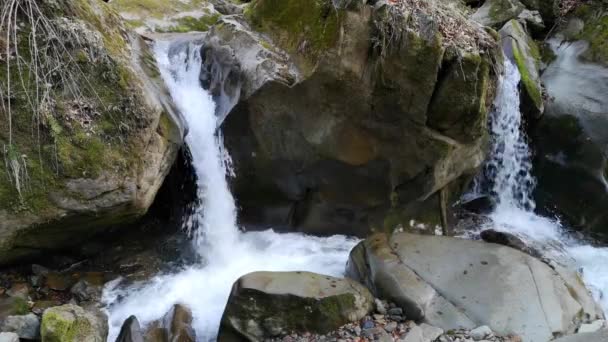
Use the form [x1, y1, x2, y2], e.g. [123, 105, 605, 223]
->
[486, 60, 536, 212]
[103, 40, 358, 341]
[481, 58, 608, 315]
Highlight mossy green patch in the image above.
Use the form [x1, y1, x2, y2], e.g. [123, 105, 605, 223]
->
[574, 6, 608, 64]
[158, 13, 220, 33]
[12, 297, 30, 315]
[41, 307, 96, 342]
[247, 0, 340, 72]
[511, 39, 543, 110]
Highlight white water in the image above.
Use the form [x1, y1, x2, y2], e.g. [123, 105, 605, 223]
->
[102, 41, 358, 341]
[481, 59, 608, 314]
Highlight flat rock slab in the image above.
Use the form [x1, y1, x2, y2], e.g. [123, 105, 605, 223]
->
[219, 271, 374, 341]
[552, 329, 608, 342]
[347, 233, 602, 342]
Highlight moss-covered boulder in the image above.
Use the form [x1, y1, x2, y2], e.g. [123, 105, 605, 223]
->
[218, 271, 374, 341]
[500, 19, 544, 118]
[472, 0, 526, 28]
[110, 0, 223, 33]
[0, 0, 183, 265]
[215, 0, 499, 236]
[41, 304, 108, 342]
[565, 1, 608, 65]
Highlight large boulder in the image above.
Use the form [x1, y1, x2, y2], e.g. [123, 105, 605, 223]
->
[211, 0, 499, 236]
[347, 232, 603, 342]
[500, 19, 544, 118]
[0, 0, 183, 265]
[532, 2, 608, 236]
[218, 271, 374, 341]
[40, 304, 108, 342]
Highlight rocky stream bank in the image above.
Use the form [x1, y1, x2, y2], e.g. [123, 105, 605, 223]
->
[2, 0, 608, 341]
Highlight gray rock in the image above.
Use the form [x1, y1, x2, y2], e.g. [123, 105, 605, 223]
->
[388, 307, 403, 316]
[0, 313, 40, 340]
[552, 329, 608, 342]
[578, 320, 606, 333]
[32, 264, 50, 276]
[144, 304, 194, 342]
[472, 0, 525, 28]
[348, 233, 602, 342]
[385, 322, 398, 333]
[470, 326, 492, 341]
[0, 333, 19, 342]
[218, 271, 374, 341]
[116, 316, 144, 342]
[375, 299, 388, 315]
[70, 279, 101, 302]
[480, 229, 541, 258]
[420, 323, 444, 342]
[402, 325, 424, 342]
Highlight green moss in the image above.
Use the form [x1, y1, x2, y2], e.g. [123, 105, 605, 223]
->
[511, 40, 542, 109]
[12, 297, 30, 315]
[112, 0, 207, 18]
[247, 0, 340, 70]
[159, 13, 221, 33]
[41, 308, 95, 342]
[576, 10, 608, 64]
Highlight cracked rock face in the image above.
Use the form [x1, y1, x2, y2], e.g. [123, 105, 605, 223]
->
[346, 232, 603, 342]
[218, 271, 374, 341]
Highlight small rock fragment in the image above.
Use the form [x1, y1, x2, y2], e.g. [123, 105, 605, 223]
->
[470, 326, 492, 341]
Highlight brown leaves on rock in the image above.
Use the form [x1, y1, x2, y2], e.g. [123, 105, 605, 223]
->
[386, 0, 496, 53]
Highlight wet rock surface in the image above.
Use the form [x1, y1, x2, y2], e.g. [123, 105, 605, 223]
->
[347, 232, 602, 342]
[219, 271, 374, 341]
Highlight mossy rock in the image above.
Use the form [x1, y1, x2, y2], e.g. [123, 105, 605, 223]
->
[219, 0, 498, 236]
[427, 51, 491, 142]
[41, 304, 108, 342]
[570, 2, 608, 65]
[0, 0, 182, 265]
[246, 0, 341, 75]
[218, 271, 374, 341]
[110, 0, 222, 33]
[500, 19, 543, 118]
[472, 0, 526, 28]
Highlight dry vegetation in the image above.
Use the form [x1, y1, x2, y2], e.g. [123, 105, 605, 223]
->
[386, 0, 496, 52]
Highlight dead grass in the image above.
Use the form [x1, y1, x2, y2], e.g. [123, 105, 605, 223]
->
[386, 0, 496, 53]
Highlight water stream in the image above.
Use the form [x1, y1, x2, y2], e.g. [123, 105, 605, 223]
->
[102, 40, 358, 341]
[477, 59, 608, 314]
[103, 40, 608, 342]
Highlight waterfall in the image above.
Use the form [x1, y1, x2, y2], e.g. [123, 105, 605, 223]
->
[486, 60, 536, 211]
[481, 58, 608, 314]
[102, 40, 358, 341]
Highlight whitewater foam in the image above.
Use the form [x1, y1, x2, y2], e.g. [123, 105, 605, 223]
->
[482, 59, 608, 316]
[103, 40, 358, 341]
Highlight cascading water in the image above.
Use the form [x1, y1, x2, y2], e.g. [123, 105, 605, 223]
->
[479, 58, 608, 313]
[102, 40, 357, 341]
